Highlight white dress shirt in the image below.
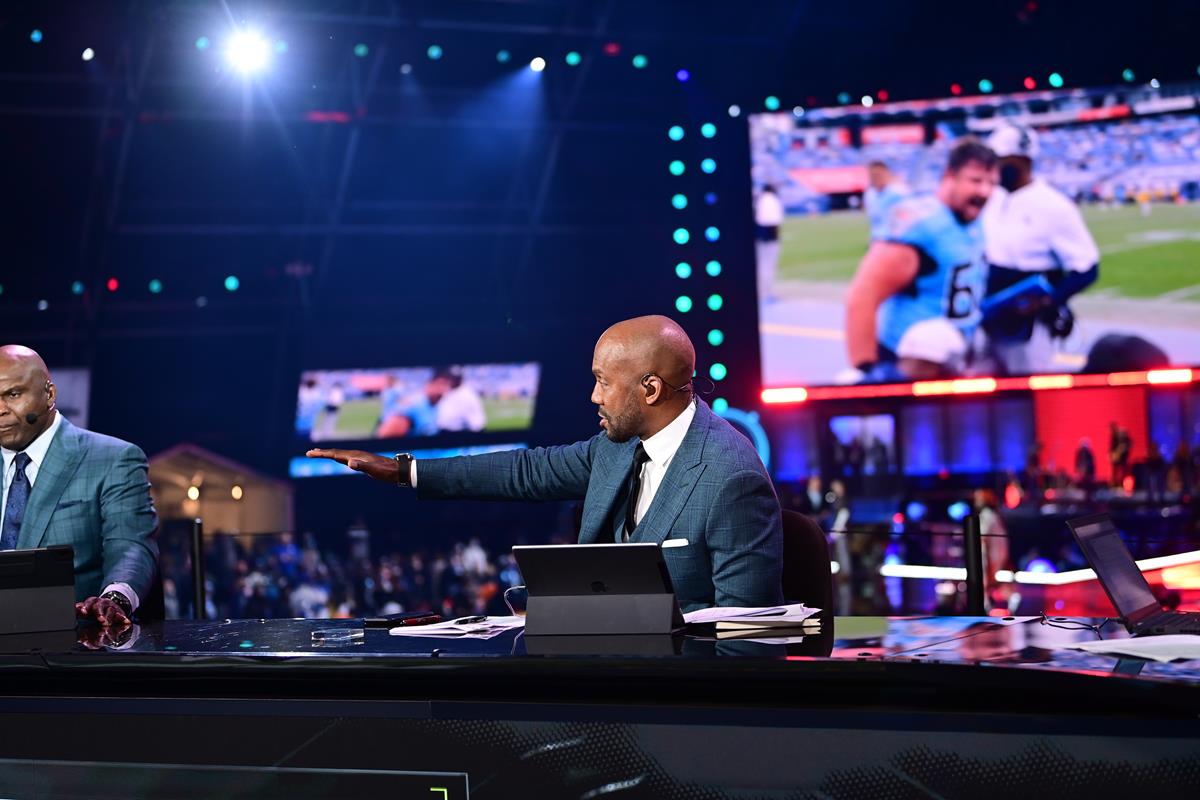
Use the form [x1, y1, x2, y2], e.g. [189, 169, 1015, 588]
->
[631, 399, 697, 528]
[1, 412, 139, 610]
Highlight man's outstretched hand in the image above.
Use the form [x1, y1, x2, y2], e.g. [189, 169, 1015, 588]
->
[306, 449, 401, 484]
[76, 596, 130, 627]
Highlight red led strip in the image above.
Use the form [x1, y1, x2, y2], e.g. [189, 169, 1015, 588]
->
[762, 368, 1196, 404]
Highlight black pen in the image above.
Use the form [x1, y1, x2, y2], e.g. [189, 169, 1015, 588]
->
[451, 615, 487, 624]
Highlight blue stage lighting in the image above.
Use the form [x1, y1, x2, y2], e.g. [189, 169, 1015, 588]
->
[709, 363, 727, 381]
[704, 226, 720, 242]
[947, 501, 971, 521]
[700, 122, 716, 138]
[764, 96, 780, 110]
[427, 45, 443, 60]
[1026, 558, 1056, 574]
[30, 30, 44, 44]
[37, 300, 49, 311]
[668, 125, 684, 141]
[274, 40, 288, 54]
[195, 36, 210, 50]
[704, 192, 718, 205]
[837, 92, 851, 104]
[70, 281, 84, 296]
[668, 160, 685, 176]
[675, 295, 693, 313]
[905, 501, 927, 522]
[224, 275, 240, 292]
[705, 260, 721, 277]
[631, 54, 648, 69]
[676, 69, 690, 82]
[671, 193, 687, 209]
[707, 329, 724, 346]
[354, 43, 369, 58]
[712, 397, 729, 414]
[225, 30, 270, 74]
[530, 57, 546, 72]
[1122, 68, 1135, 82]
[148, 279, 163, 294]
[707, 293, 723, 311]
[1048, 72, 1064, 88]
[727, 104, 740, 118]
[978, 78, 994, 93]
[496, 50, 511, 63]
[675, 262, 692, 279]
[700, 158, 716, 174]
[565, 51, 581, 66]
[673, 228, 690, 245]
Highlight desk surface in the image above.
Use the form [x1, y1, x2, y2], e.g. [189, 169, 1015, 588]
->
[2, 615, 1198, 719]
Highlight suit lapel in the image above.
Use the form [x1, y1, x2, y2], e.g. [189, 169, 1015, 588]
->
[629, 401, 711, 545]
[577, 438, 636, 544]
[19, 418, 88, 550]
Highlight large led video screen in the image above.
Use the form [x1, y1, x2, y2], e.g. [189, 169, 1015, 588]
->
[751, 84, 1200, 388]
[296, 362, 540, 442]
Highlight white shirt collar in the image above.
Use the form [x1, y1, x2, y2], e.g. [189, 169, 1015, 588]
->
[639, 400, 696, 466]
[1, 410, 63, 473]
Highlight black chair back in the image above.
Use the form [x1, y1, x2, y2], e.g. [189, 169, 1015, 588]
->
[780, 510, 833, 612]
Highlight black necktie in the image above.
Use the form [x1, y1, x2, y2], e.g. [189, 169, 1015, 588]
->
[624, 444, 652, 538]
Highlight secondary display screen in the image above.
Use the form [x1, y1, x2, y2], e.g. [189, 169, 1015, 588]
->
[295, 362, 540, 442]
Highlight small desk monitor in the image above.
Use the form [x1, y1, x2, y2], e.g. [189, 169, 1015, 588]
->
[0, 546, 76, 635]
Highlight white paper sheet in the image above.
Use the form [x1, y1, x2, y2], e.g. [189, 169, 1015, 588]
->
[1070, 635, 1200, 663]
[683, 603, 820, 626]
[389, 615, 526, 639]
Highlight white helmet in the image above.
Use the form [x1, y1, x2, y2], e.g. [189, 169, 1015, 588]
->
[986, 123, 1039, 159]
[896, 317, 968, 365]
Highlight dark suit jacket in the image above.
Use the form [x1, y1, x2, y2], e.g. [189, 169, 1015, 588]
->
[418, 400, 784, 611]
[17, 417, 159, 603]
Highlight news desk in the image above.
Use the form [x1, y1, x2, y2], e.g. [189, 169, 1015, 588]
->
[0, 616, 1197, 798]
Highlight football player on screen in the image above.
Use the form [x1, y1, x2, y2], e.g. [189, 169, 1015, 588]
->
[980, 123, 1100, 375]
[843, 139, 997, 383]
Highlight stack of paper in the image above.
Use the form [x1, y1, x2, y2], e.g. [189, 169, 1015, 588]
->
[389, 615, 526, 640]
[1070, 635, 1200, 664]
[683, 603, 821, 639]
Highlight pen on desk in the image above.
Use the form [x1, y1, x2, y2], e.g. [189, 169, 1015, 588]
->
[451, 615, 487, 625]
[396, 614, 442, 626]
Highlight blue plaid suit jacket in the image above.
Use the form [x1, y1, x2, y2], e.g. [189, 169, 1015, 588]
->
[17, 418, 159, 602]
[418, 400, 783, 611]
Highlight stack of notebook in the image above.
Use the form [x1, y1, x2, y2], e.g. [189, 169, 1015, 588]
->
[683, 603, 822, 640]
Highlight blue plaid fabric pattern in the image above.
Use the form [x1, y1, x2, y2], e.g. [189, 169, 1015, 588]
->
[418, 400, 784, 612]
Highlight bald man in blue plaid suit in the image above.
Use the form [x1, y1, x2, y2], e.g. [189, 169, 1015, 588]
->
[0, 346, 158, 626]
[310, 316, 784, 612]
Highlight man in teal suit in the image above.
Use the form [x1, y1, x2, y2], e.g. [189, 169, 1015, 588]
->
[0, 346, 158, 626]
[308, 317, 784, 611]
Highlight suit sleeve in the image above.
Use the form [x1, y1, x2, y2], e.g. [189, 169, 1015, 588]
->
[99, 444, 160, 601]
[705, 469, 785, 607]
[417, 437, 596, 502]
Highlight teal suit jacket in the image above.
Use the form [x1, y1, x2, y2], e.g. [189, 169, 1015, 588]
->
[417, 400, 784, 611]
[17, 417, 159, 603]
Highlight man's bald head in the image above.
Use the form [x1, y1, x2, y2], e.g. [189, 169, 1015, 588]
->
[596, 315, 696, 391]
[0, 345, 57, 451]
[591, 316, 697, 442]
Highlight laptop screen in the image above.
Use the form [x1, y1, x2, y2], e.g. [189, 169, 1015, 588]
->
[1070, 517, 1159, 619]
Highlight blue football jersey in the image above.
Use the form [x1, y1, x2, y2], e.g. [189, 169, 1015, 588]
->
[866, 183, 911, 241]
[878, 195, 985, 355]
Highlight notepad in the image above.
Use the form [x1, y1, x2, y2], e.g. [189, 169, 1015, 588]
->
[683, 603, 821, 628]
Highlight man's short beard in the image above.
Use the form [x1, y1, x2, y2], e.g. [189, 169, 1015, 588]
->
[602, 390, 643, 443]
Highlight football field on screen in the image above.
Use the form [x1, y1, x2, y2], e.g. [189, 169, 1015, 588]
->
[776, 203, 1200, 300]
[761, 203, 1200, 387]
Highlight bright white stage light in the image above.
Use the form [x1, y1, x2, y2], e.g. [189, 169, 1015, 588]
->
[529, 57, 546, 72]
[81, 48, 95, 62]
[225, 30, 270, 74]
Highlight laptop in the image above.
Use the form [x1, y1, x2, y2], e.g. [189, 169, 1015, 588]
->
[1066, 514, 1200, 636]
[0, 546, 76, 635]
[512, 543, 684, 635]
